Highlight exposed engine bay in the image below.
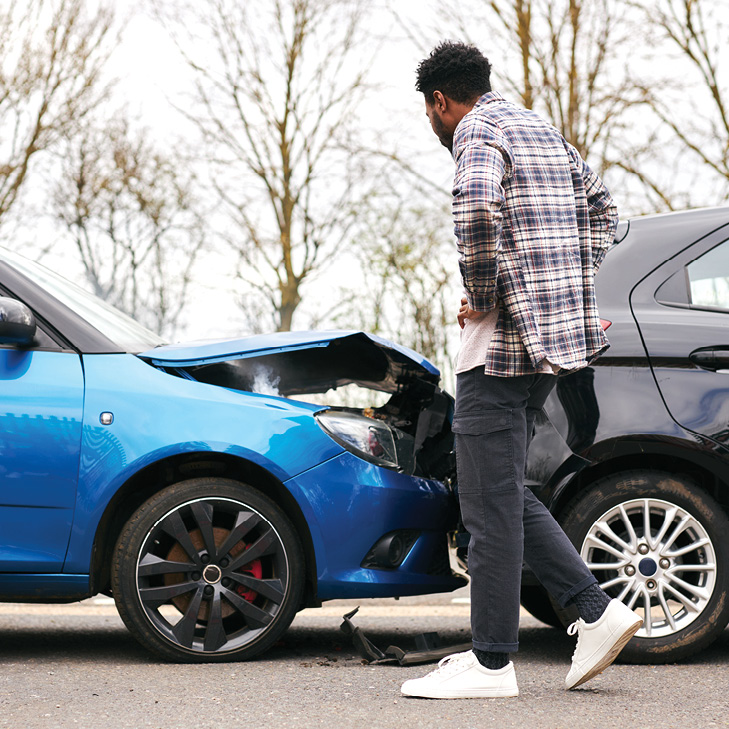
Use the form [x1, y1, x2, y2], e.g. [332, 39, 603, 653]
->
[169, 332, 456, 482]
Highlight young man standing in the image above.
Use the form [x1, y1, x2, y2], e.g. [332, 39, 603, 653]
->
[401, 41, 642, 700]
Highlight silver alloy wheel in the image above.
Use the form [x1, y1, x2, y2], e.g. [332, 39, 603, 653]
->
[580, 497, 717, 638]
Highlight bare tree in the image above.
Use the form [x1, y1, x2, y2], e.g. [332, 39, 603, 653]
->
[331, 199, 459, 388]
[634, 0, 729, 202]
[0, 0, 116, 227]
[155, 0, 374, 332]
[52, 117, 206, 337]
[439, 0, 651, 166]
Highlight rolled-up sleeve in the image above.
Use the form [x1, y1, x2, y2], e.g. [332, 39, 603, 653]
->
[452, 140, 508, 312]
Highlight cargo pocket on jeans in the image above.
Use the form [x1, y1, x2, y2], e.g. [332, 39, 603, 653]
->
[452, 410, 514, 494]
[452, 410, 512, 435]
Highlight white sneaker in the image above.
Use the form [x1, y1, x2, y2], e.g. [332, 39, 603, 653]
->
[400, 651, 519, 699]
[565, 599, 642, 689]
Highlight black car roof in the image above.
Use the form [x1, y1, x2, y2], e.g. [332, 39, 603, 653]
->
[597, 206, 729, 307]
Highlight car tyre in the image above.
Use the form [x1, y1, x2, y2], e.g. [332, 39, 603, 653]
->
[559, 470, 729, 664]
[112, 477, 305, 662]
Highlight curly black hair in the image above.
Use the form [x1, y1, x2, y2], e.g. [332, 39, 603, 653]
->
[415, 41, 492, 105]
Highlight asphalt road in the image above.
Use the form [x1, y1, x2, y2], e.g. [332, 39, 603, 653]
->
[1, 591, 727, 729]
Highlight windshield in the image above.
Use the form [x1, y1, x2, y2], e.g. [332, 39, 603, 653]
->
[0, 247, 167, 352]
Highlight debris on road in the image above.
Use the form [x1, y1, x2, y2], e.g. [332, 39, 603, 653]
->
[340, 607, 471, 665]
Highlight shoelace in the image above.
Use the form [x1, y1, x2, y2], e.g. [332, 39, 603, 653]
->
[425, 651, 474, 679]
[567, 619, 586, 661]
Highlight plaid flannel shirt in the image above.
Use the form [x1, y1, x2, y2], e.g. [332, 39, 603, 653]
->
[452, 92, 618, 376]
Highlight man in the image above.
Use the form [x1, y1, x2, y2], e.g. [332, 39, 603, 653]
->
[401, 41, 641, 700]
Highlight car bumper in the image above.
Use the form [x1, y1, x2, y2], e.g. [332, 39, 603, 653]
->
[284, 452, 465, 599]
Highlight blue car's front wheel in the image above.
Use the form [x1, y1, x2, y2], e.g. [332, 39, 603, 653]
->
[112, 478, 305, 662]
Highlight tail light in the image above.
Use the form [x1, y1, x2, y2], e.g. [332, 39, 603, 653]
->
[600, 319, 612, 331]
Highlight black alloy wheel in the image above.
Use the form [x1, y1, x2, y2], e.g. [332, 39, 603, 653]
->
[112, 478, 304, 662]
[559, 470, 729, 664]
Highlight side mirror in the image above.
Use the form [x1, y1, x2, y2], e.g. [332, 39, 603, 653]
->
[0, 296, 37, 346]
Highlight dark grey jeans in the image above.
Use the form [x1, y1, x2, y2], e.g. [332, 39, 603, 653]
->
[453, 367, 596, 653]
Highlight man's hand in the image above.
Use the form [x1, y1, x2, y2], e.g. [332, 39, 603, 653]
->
[457, 296, 486, 329]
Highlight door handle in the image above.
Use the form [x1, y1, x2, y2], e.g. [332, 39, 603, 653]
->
[689, 347, 729, 372]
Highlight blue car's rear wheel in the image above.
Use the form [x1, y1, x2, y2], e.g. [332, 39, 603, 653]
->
[112, 478, 304, 662]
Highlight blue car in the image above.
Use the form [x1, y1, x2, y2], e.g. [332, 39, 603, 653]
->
[0, 247, 464, 662]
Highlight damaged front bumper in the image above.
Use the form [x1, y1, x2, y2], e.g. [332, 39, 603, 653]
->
[284, 451, 466, 601]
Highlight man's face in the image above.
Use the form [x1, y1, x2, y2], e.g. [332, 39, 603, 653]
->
[425, 99, 454, 152]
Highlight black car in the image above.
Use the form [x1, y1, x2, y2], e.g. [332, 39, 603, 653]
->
[516, 206, 729, 663]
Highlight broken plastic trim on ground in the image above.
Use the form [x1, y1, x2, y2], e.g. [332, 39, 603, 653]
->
[340, 607, 471, 665]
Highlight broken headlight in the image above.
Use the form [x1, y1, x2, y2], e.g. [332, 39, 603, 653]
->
[315, 410, 414, 472]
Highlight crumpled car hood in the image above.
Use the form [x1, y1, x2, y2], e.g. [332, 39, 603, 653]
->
[139, 330, 440, 396]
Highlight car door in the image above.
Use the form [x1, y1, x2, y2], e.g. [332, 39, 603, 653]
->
[0, 314, 84, 572]
[630, 228, 729, 448]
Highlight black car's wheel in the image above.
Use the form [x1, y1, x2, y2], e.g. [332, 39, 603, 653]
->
[519, 584, 563, 628]
[560, 470, 729, 664]
[112, 478, 304, 662]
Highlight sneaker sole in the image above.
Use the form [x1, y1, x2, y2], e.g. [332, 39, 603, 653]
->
[566, 617, 642, 690]
[401, 687, 519, 699]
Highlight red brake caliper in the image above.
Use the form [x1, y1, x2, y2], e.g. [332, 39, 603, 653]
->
[236, 556, 262, 602]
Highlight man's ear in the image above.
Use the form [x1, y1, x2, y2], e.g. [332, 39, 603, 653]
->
[432, 90, 447, 113]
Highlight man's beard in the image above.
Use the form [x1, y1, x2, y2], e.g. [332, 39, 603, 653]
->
[431, 111, 453, 152]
